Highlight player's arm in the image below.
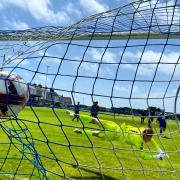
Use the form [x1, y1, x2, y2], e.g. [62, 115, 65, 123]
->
[139, 151, 157, 160]
[150, 138, 169, 158]
[139, 147, 167, 160]
[135, 140, 157, 160]
[139, 138, 169, 160]
[148, 138, 160, 150]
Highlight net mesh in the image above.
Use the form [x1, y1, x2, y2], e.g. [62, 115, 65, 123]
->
[0, 0, 180, 179]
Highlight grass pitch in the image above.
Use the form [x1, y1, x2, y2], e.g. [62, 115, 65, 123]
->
[0, 107, 179, 180]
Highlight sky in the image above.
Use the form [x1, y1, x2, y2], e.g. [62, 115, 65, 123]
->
[0, 0, 129, 29]
[0, 0, 179, 113]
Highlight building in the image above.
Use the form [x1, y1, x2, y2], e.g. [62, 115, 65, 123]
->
[28, 84, 44, 105]
[28, 84, 72, 106]
[59, 96, 72, 106]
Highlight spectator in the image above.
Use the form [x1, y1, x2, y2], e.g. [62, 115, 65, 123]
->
[148, 111, 155, 128]
[157, 109, 167, 136]
[141, 111, 146, 124]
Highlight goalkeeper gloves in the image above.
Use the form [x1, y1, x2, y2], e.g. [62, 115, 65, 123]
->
[155, 150, 169, 160]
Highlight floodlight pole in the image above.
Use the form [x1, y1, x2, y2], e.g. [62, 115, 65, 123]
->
[74, 81, 77, 102]
[45, 65, 50, 88]
[44, 65, 50, 101]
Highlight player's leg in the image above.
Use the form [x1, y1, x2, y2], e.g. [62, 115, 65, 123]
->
[148, 118, 152, 128]
[163, 121, 167, 132]
[93, 113, 99, 120]
[74, 128, 100, 138]
[159, 120, 166, 135]
[160, 127, 163, 135]
[72, 116, 76, 121]
[76, 111, 80, 122]
[66, 110, 75, 118]
[90, 117, 101, 126]
[141, 117, 144, 124]
[66, 110, 100, 125]
[163, 127, 166, 132]
[66, 110, 78, 121]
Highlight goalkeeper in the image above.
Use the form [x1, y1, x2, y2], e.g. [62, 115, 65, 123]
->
[66, 111, 169, 160]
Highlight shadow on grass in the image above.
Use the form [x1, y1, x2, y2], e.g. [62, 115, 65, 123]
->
[71, 167, 119, 180]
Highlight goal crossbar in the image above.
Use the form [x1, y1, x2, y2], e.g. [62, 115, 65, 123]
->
[0, 30, 180, 41]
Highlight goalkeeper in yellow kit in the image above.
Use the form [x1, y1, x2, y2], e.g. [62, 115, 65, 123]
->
[67, 110, 169, 160]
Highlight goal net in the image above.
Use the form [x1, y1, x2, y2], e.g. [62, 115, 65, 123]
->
[0, 0, 179, 179]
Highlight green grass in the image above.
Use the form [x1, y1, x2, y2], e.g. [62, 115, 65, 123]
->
[0, 107, 180, 180]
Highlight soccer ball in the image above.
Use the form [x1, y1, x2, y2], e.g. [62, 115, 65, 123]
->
[0, 71, 29, 116]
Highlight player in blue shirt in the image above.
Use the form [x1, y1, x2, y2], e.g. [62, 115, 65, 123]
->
[72, 102, 80, 122]
[157, 109, 167, 135]
[90, 101, 99, 119]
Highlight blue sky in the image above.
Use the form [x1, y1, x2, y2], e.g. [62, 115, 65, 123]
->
[0, 0, 179, 30]
[0, 0, 129, 29]
[0, 0, 179, 112]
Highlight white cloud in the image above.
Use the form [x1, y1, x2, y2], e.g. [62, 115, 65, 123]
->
[6, 20, 29, 30]
[123, 50, 161, 63]
[103, 66, 115, 76]
[79, 0, 108, 14]
[114, 84, 140, 99]
[103, 51, 117, 63]
[87, 48, 102, 61]
[114, 85, 129, 93]
[65, 52, 98, 74]
[39, 51, 62, 64]
[65, 2, 82, 17]
[27, 0, 69, 24]
[122, 50, 180, 76]
[81, 63, 98, 74]
[87, 48, 117, 63]
[138, 64, 156, 76]
[0, 0, 70, 25]
[84, 48, 118, 75]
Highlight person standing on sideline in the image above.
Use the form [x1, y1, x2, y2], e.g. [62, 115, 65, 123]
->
[157, 109, 167, 136]
[140, 111, 146, 124]
[72, 102, 80, 122]
[91, 101, 99, 119]
[148, 111, 155, 128]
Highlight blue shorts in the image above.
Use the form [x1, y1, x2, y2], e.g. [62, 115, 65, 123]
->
[159, 121, 166, 128]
